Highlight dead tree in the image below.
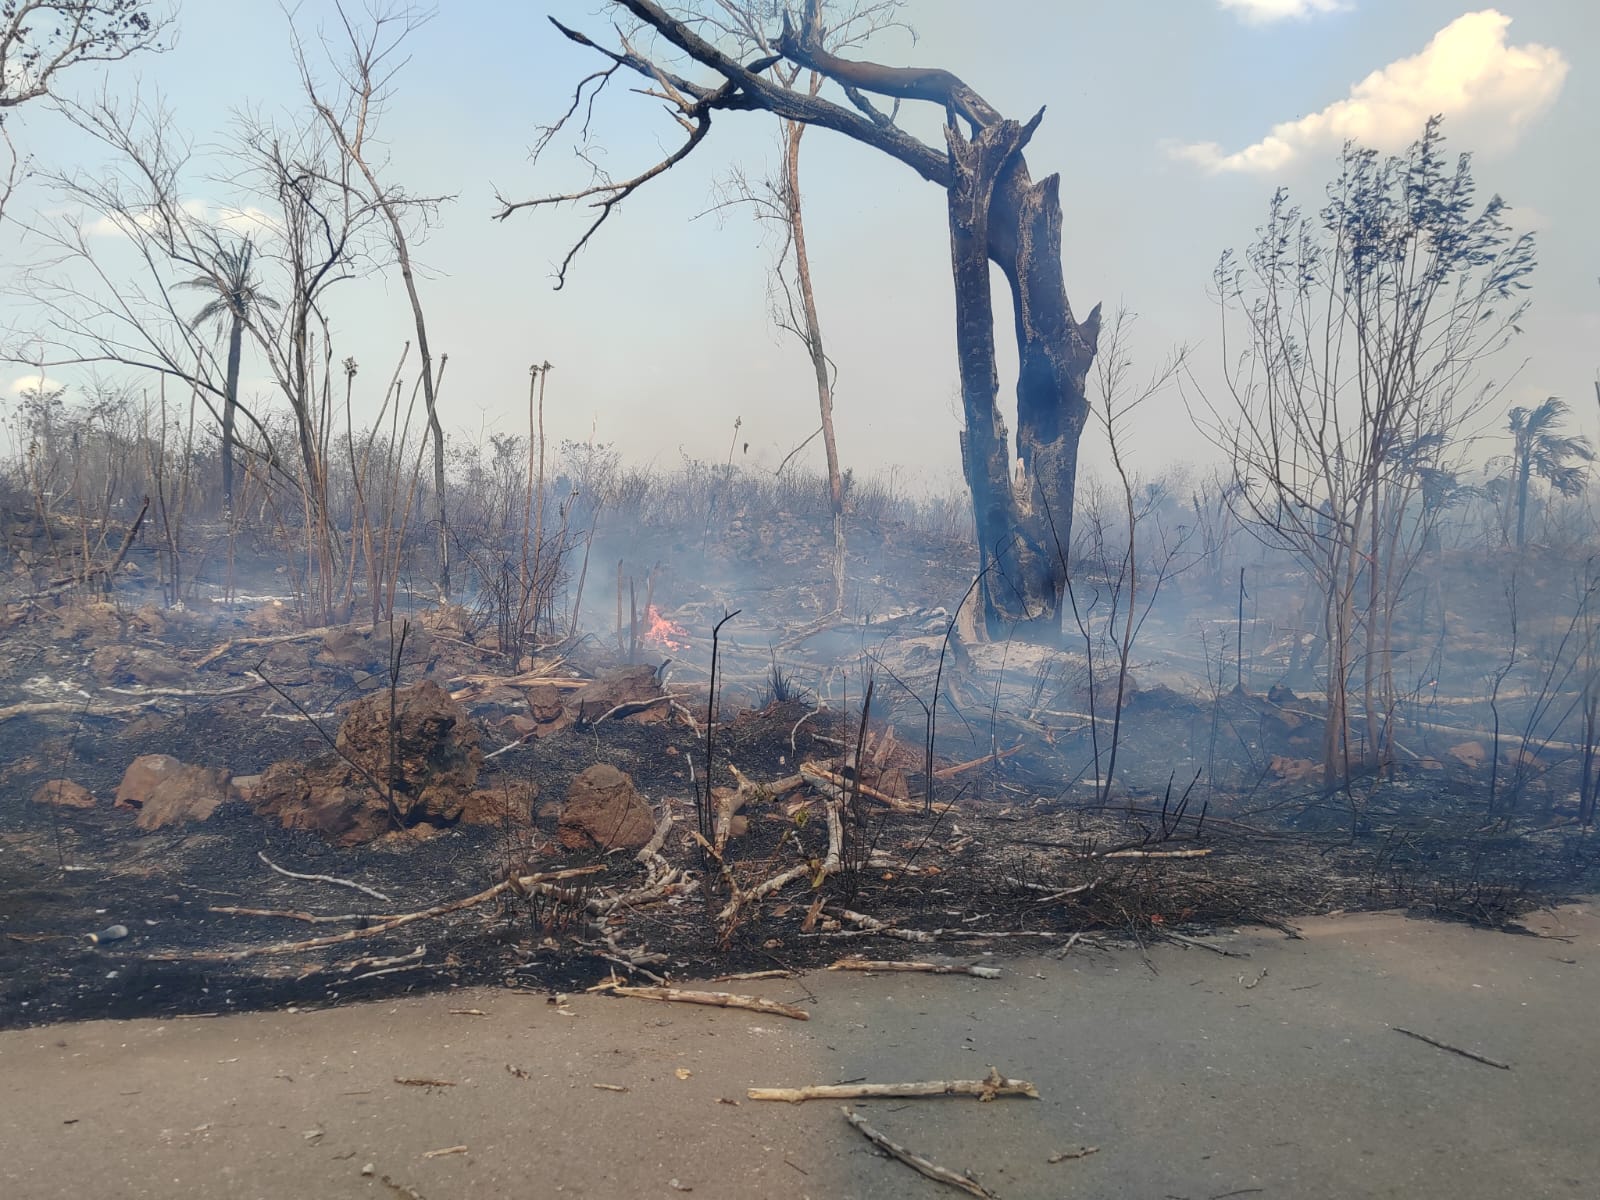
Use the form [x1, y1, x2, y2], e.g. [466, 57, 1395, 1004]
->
[0, 0, 171, 222]
[495, 0, 1100, 641]
[295, 2, 454, 600]
[703, 0, 910, 619]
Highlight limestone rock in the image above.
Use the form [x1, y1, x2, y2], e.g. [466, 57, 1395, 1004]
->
[559, 764, 655, 851]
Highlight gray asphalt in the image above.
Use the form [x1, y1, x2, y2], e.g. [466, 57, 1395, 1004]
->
[2, 904, 1594, 1199]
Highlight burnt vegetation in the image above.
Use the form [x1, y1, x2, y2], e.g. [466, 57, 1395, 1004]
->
[1, 0, 1598, 1029]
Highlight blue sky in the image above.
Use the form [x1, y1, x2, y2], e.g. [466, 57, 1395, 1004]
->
[2, 1, 1593, 491]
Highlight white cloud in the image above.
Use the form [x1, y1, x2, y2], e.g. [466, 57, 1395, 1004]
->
[1219, 0, 1349, 24]
[8, 373, 64, 397]
[1177, 9, 1568, 173]
[81, 200, 279, 240]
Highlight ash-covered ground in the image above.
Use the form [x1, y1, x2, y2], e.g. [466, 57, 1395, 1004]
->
[4, 507, 1598, 1030]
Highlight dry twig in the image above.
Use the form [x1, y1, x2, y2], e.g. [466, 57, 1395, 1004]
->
[148, 866, 604, 962]
[601, 984, 809, 1021]
[258, 852, 391, 902]
[749, 1067, 1039, 1104]
[842, 1107, 994, 1199]
[829, 957, 1001, 979]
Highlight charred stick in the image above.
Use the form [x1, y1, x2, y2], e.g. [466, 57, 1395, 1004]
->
[1393, 1027, 1511, 1070]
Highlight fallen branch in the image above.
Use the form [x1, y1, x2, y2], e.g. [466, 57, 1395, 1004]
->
[258, 852, 391, 902]
[147, 866, 604, 962]
[841, 1107, 995, 1199]
[716, 791, 843, 930]
[933, 743, 1023, 779]
[0, 684, 258, 726]
[602, 984, 809, 1021]
[829, 957, 1001, 979]
[750, 1067, 1038, 1104]
[210, 906, 375, 925]
[800, 762, 931, 813]
[833, 908, 933, 942]
[447, 665, 585, 702]
[192, 623, 358, 670]
[1393, 1027, 1511, 1070]
[1163, 931, 1249, 958]
[1102, 847, 1213, 860]
[1047, 1146, 1100, 1163]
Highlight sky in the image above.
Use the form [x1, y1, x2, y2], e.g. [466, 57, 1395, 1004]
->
[1, 0, 1594, 494]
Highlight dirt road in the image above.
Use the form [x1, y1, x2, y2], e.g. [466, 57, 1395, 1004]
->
[2, 905, 1594, 1200]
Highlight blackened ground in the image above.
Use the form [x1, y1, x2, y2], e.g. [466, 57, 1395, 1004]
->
[5, 683, 1599, 1031]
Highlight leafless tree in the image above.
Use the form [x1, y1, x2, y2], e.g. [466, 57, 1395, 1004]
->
[15, 91, 280, 475]
[1064, 307, 1190, 804]
[701, 0, 909, 617]
[494, 0, 1101, 641]
[295, 2, 454, 600]
[1193, 119, 1535, 790]
[0, 0, 171, 222]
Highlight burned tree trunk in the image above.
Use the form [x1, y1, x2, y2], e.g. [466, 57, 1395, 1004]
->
[500, 0, 1100, 640]
[947, 114, 1099, 639]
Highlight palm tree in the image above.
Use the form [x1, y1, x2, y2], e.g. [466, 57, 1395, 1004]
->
[1507, 398, 1594, 547]
[178, 237, 278, 512]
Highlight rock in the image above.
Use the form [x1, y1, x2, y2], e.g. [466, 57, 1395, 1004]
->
[559, 764, 655, 851]
[316, 624, 432, 691]
[1449, 741, 1487, 769]
[318, 626, 381, 671]
[135, 765, 229, 830]
[418, 603, 473, 641]
[251, 680, 482, 844]
[30, 779, 95, 809]
[129, 604, 167, 639]
[114, 753, 229, 828]
[459, 782, 538, 826]
[568, 666, 665, 724]
[55, 602, 122, 646]
[527, 684, 567, 723]
[1268, 755, 1319, 784]
[229, 774, 263, 802]
[115, 754, 184, 808]
[89, 645, 190, 688]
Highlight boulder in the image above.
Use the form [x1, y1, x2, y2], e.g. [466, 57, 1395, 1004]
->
[460, 781, 538, 826]
[114, 754, 229, 829]
[251, 680, 482, 844]
[135, 765, 229, 830]
[115, 754, 183, 808]
[568, 666, 665, 724]
[30, 779, 95, 809]
[559, 764, 655, 851]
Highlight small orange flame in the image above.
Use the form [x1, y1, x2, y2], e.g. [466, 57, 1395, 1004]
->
[643, 604, 689, 651]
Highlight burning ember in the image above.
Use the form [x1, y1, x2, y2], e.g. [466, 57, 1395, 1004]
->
[643, 604, 690, 651]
